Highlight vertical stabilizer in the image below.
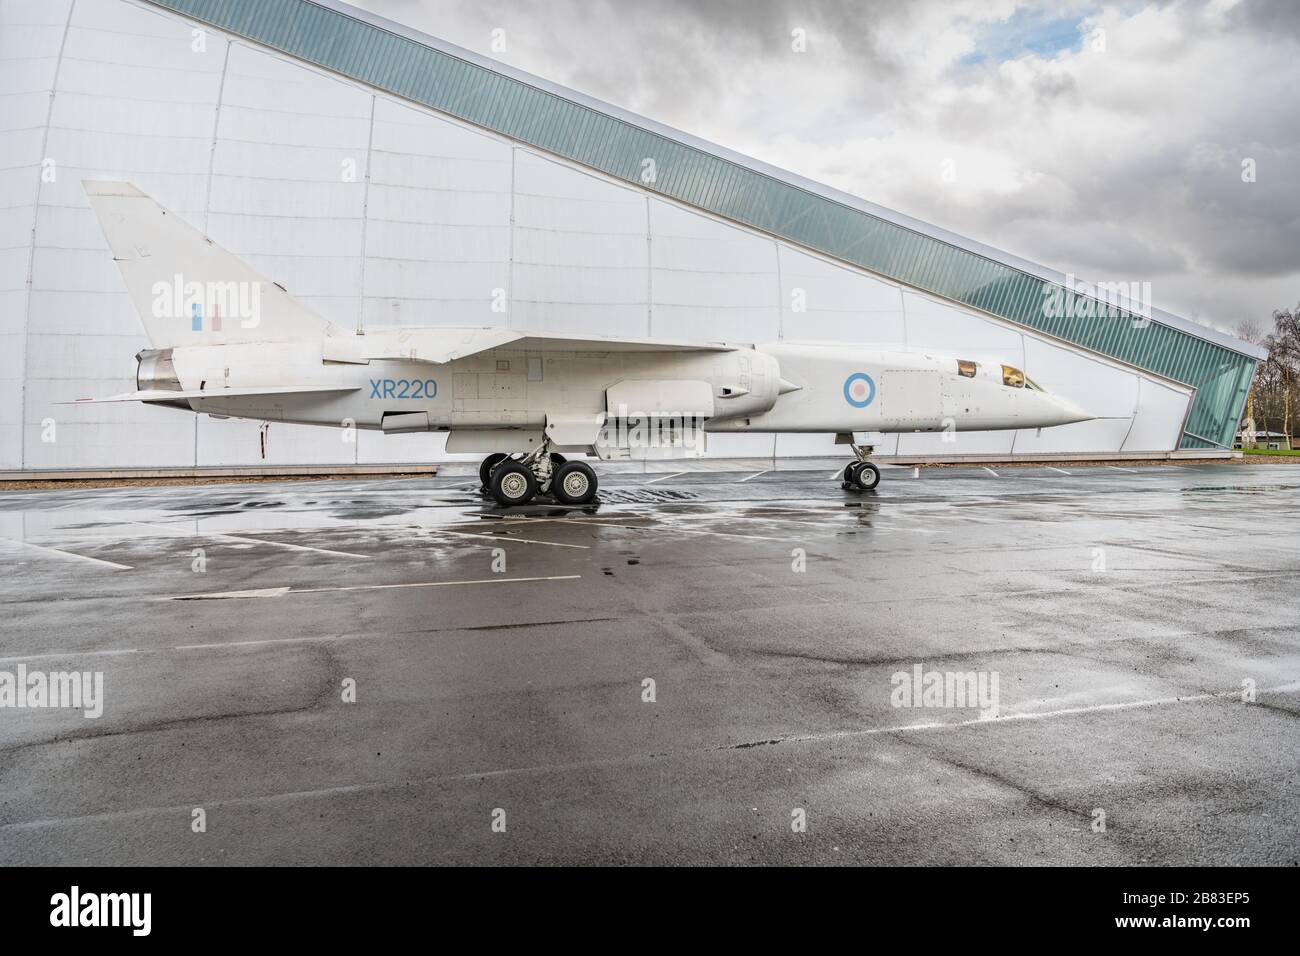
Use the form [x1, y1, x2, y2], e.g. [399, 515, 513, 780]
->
[83, 180, 337, 349]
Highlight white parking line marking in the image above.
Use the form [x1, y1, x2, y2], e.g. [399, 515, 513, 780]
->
[763, 681, 1300, 746]
[1045, 466, 1072, 475]
[128, 521, 204, 537]
[131, 521, 368, 559]
[1108, 465, 1138, 473]
[738, 470, 769, 482]
[0, 648, 139, 664]
[294, 574, 581, 595]
[51, 498, 95, 511]
[593, 521, 786, 542]
[467, 515, 653, 528]
[0, 538, 132, 570]
[220, 534, 371, 559]
[983, 467, 999, 477]
[426, 529, 588, 549]
[169, 574, 581, 600]
[173, 587, 292, 601]
[644, 472, 686, 484]
[173, 615, 617, 652]
[356, 478, 420, 490]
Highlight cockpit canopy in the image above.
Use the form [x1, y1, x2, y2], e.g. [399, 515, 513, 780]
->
[956, 359, 1044, 391]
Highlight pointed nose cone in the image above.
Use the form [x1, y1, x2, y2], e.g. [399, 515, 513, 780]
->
[1051, 395, 1095, 426]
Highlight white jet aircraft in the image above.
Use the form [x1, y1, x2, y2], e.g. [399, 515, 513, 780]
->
[76, 181, 1092, 506]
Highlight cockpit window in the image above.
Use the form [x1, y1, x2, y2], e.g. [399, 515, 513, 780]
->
[957, 359, 977, 378]
[1002, 365, 1025, 388]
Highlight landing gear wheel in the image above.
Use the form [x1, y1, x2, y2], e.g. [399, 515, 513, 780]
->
[490, 461, 537, 507]
[551, 461, 598, 505]
[549, 453, 567, 467]
[852, 461, 881, 491]
[479, 452, 507, 490]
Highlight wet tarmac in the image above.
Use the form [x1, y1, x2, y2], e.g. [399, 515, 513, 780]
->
[0, 460, 1297, 864]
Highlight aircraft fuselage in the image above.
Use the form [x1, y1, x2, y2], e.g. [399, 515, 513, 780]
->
[145, 339, 1090, 454]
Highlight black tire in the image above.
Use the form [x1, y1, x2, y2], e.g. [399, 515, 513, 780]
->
[549, 453, 567, 467]
[479, 452, 508, 488]
[844, 461, 862, 482]
[490, 461, 537, 506]
[551, 461, 598, 505]
[853, 461, 881, 491]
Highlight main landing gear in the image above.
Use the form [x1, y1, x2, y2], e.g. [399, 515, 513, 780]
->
[841, 441, 881, 493]
[478, 441, 599, 507]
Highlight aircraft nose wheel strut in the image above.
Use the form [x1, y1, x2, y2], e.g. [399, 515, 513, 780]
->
[479, 440, 599, 507]
[841, 441, 880, 492]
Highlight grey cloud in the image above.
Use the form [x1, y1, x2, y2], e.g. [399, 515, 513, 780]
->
[357, 0, 1300, 328]
[1232, 0, 1300, 38]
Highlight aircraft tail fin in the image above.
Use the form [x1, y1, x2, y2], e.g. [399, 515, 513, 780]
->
[83, 181, 337, 349]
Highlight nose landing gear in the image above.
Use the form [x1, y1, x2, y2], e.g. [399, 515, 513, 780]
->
[841, 442, 881, 492]
[479, 441, 599, 507]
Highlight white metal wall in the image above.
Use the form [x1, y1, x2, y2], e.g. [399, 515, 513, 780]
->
[0, 0, 1192, 470]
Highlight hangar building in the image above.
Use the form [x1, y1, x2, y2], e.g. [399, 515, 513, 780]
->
[0, 0, 1266, 472]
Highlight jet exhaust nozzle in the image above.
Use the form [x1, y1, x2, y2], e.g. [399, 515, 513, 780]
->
[136, 349, 182, 392]
[134, 349, 192, 410]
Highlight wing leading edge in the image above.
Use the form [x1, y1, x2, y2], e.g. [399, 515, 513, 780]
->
[322, 327, 737, 365]
[66, 384, 361, 404]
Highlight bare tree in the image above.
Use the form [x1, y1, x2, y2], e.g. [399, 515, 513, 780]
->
[1247, 304, 1300, 441]
[1275, 306, 1300, 438]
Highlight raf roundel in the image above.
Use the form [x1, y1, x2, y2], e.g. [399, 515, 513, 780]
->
[843, 372, 876, 408]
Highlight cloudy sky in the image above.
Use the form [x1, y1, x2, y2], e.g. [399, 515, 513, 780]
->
[357, 0, 1299, 338]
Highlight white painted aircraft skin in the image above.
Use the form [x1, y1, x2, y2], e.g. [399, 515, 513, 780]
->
[77, 181, 1093, 461]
